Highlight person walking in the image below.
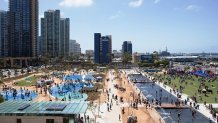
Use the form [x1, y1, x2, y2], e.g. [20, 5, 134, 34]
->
[119, 114, 121, 121]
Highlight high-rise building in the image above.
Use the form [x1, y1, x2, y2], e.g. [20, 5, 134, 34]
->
[41, 10, 70, 58]
[0, 10, 8, 57]
[101, 36, 112, 63]
[94, 33, 101, 63]
[69, 40, 81, 56]
[60, 18, 70, 57]
[94, 33, 112, 64]
[8, 0, 38, 57]
[122, 41, 132, 55]
[41, 10, 60, 57]
[37, 36, 42, 56]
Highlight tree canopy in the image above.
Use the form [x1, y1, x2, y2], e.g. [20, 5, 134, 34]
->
[122, 53, 132, 63]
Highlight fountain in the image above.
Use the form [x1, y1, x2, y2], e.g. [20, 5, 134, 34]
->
[49, 74, 94, 101]
[1, 89, 38, 101]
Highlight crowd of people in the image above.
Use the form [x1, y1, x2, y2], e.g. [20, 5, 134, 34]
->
[1, 85, 37, 101]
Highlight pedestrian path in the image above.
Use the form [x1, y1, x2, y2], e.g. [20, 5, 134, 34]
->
[94, 70, 122, 123]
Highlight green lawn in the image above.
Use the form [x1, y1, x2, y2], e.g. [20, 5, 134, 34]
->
[215, 108, 218, 113]
[15, 76, 40, 86]
[153, 73, 218, 103]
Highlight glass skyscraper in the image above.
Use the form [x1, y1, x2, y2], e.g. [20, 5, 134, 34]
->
[94, 33, 101, 64]
[0, 10, 8, 57]
[122, 41, 132, 55]
[8, 0, 38, 57]
[94, 33, 112, 64]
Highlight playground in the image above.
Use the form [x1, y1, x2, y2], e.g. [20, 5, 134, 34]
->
[49, 74, 94, 101]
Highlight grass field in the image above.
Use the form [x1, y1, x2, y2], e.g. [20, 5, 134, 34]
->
[153, 73, 218, 103]
[15, 76, 40, 86]
[215, 108, 218, 113]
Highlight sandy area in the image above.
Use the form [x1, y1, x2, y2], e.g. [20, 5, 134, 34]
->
[122, 107, 157, 123]
[112, 71, 163, 123]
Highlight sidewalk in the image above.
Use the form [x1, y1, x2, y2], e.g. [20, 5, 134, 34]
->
[102, 70, 122, 123]
[88, 70, 122, 123]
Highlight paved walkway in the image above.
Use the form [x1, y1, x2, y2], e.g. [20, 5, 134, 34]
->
[101, 70, 122, 123]
[85, 70, 122, 123]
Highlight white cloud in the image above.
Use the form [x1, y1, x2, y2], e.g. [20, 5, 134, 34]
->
[185, 5, 200, 12]
[4, 0, 8, 2]
[129, 0, 144, 8]
[59, 0, 93, 7]
[153, 0, 160, 4]
[109, 11, 123, 20]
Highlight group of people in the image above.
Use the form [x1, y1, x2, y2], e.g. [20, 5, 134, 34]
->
[1, 86, 36, 101]
[206, 103, 218, 122]
[153, 69, 218, 122]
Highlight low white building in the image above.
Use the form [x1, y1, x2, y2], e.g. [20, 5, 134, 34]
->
[0, 101, 88, 123]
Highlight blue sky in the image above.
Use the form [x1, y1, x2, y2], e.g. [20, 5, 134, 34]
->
[1, 0, 218, 53]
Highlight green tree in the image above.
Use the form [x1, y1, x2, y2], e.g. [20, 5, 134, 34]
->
[122, 53, 132, 63]
[152, 51, 159, 62]
[0, 95, 4, 103]
[184, 66, 190, 72]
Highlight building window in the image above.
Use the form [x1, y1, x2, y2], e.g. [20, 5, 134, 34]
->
[17, 119, 22, 123]
[46, 119, 54, 123]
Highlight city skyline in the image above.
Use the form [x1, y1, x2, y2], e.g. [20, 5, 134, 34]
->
[1, 0, 218, 53]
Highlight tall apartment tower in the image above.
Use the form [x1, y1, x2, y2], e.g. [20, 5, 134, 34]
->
[41, 10, 60, 57]
[60, 18, 70, 57]
[94, 33, 112, 64]
[41, 10, 70, 58]
[0, 10, 8, 57]
[8, 0, 38, 57]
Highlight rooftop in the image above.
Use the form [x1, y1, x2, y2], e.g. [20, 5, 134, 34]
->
[0, 101, 88, 116]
